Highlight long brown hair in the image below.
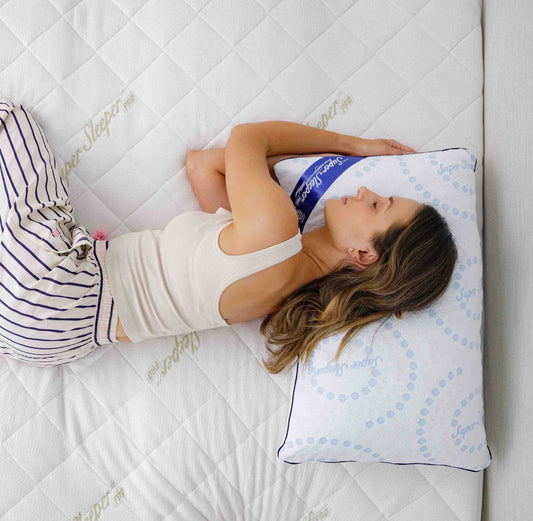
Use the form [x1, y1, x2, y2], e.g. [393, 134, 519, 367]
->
[260, 204, 457, 374]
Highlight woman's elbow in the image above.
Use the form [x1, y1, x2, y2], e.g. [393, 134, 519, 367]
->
[185, 150, 199, 178]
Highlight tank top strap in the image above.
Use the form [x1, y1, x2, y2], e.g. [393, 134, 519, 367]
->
[214, 207, 302, 273]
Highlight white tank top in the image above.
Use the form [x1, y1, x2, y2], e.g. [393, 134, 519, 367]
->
[105, 207, 302, 343]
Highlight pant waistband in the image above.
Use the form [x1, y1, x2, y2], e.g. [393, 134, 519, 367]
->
[94, 239, 119, 346]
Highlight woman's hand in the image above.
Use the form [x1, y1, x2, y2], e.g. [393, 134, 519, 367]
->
[347, 136, 416, 156]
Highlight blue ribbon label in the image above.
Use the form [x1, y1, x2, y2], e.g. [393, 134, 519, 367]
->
[289, 155, 366, 232]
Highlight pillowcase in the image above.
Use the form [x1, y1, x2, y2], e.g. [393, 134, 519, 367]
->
[272, 148, 492, 472]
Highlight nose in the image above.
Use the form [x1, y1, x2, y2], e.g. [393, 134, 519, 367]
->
[357, 186, 384, 202]
[357, 186, 371, 199]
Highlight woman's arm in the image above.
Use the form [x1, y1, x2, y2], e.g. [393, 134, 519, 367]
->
[244, 120, 355, 156]
[244, 121, 416, 158]
[187, 148, 290, 181]
[185, 122, 415, 213]
[186, 149, 229, 213]
[186, 148, 308, 213]
[184, 120, 375, 212]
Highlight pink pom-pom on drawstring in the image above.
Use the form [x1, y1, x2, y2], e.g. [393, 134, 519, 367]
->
[92, 229, 107, 240]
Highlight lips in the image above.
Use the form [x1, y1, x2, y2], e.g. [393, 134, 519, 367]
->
[342, 196, 347, 205]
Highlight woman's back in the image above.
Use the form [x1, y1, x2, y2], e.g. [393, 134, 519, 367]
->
[106, 207, 303, 343]
[216, 209, 305, 324]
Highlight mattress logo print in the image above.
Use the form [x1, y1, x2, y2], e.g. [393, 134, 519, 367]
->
[437, 158, 475, 176]
[73, 482, 126, 521]
[307, 353, 384, 378]
[146, 332, 201, 386]
[301, 503, 330, 521]
[307, 89, 353, 130]
[60, 92, 137, 187]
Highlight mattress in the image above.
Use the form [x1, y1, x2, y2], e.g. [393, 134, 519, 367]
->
[0, 1, 485, 520]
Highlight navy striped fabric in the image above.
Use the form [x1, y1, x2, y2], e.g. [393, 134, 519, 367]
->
[0, 101, 118, 367]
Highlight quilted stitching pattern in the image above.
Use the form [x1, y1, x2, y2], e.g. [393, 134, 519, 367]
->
[0, 0, 484, 519]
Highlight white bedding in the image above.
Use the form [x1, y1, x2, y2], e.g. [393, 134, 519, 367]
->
[0, 0, 485, 519]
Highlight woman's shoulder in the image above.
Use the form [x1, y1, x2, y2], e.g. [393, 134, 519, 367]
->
[219, 213, 300, 256]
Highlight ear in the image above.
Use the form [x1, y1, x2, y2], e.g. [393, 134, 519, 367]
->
[351, 247, 378, 269]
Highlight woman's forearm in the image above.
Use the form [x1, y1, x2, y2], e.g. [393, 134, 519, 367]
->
[187, 147, 288, 181]
[246, 120, 356, 157]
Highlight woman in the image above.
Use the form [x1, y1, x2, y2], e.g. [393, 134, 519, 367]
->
[0, 101, 456, 368]
[184, 130, 457, 375]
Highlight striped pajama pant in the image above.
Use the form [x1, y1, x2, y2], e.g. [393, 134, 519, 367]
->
[0, 101, 120, 367]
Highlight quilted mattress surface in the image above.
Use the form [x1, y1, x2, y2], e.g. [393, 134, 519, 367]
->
[0, 0, 485, 520]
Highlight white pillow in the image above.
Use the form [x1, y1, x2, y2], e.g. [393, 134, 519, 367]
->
[272, 148, 492, 472]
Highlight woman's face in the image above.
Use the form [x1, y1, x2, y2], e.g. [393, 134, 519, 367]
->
[325, 186, 424, 265]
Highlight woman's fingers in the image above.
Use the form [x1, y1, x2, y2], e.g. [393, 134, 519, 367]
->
[389, 139, 416, 153]
[354, 137, 416, 156]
